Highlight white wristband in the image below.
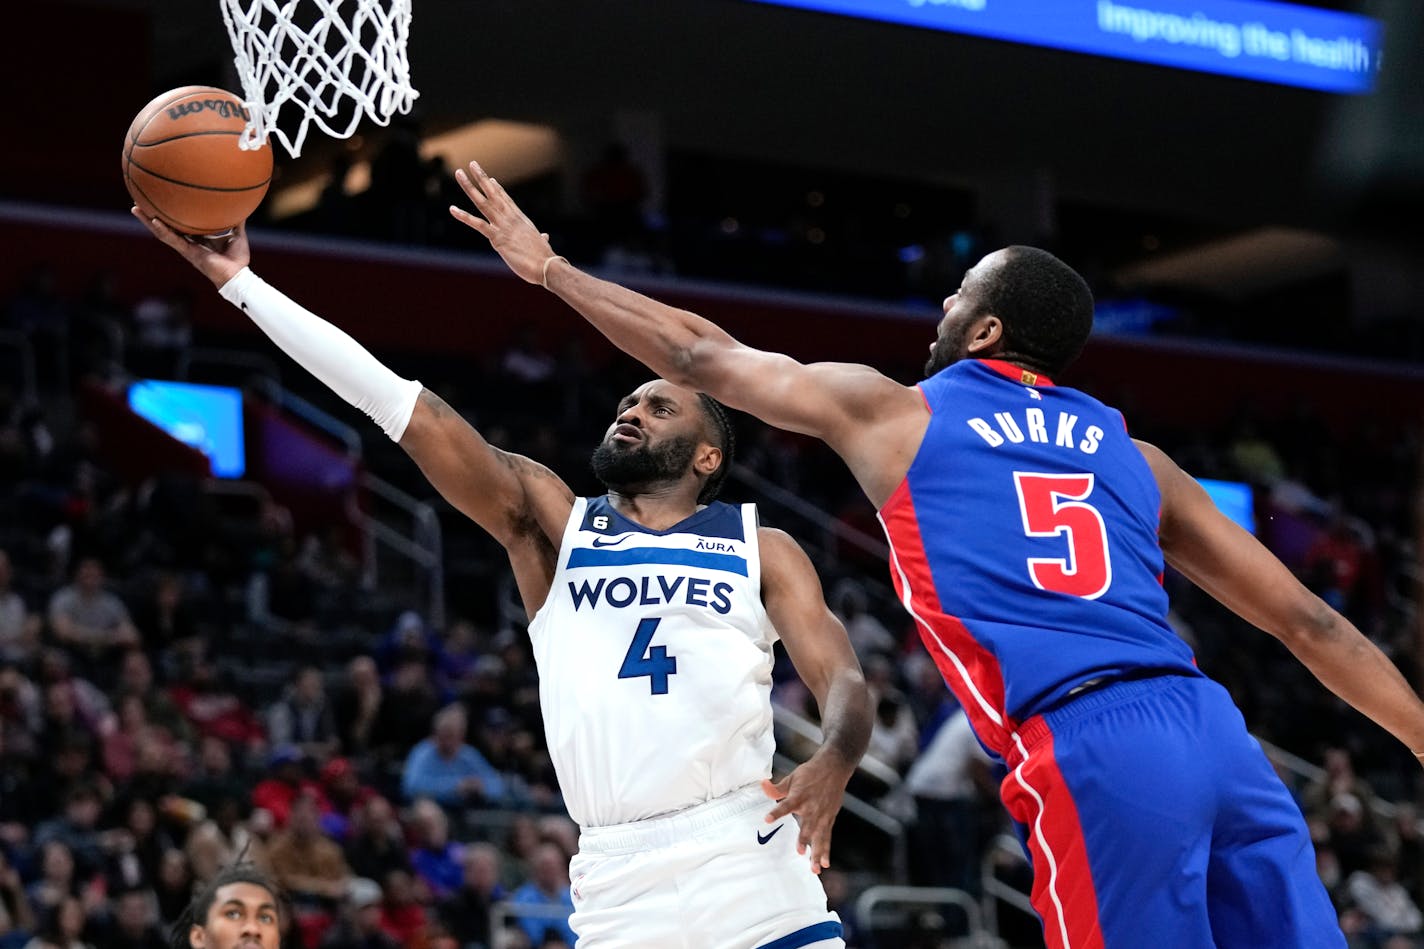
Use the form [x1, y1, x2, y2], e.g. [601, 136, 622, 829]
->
[218, 267, 423, 441]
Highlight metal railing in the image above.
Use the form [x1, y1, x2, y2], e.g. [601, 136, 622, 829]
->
[980, 835, 1036, 944]
[854, 885, 1002, 948]
[772, 703, 909, 882]
[171, 350, 446, 626]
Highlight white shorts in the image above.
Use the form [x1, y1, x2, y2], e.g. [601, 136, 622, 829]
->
[569, 784, 844, 949]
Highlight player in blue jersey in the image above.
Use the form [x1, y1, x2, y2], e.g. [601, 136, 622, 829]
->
[453, 161, 1424, 949]
[134, 208, 872, 949]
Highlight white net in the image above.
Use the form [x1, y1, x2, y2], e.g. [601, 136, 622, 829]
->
[219, 0, 419, 157]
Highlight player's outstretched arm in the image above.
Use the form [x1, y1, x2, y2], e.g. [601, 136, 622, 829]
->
[757, 527, 873, 873]
[133, 210, 575, 614]
[450, 163, 925, 506]
[1138, 439, 1424, 759]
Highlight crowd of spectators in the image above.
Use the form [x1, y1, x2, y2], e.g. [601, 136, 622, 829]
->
[3, 234, 1424, 949]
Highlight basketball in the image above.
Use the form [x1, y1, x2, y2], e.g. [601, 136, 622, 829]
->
[122, 86, 273, 236]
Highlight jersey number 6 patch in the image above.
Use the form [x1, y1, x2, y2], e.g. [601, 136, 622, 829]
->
[1012, 471, 1113, 600]
[619, 617, 678, 695]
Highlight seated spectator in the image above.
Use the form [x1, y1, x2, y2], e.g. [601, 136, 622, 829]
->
[343, 798, 410, 886]
[0, 849, 34, 949]
[265, 791, 350, 906]
[92, 889, 164, 949]
[505, 844, 575, 949]
[265, 667, 338, 764]
[373, 661, 440, 760]
[179, 738, 248, 818]
[318, 758, 376, 842]
[150, 850, 190, 927]
[46, 559, 138, 667]
[1346, 849, 1424, 941]
[438, 843, 504, 949]
[0, 552, 37, 666]
[319, 878, 396, 949]
[125, 573, 200, 657]
[21, 896, 91, 949]
[33, 786, 106, 881]
[401, 705, 506, 807]
[34, 651, 113, 741]
[374, 871, 425, 949]
[110, 653, 189, 745]
[167, 662, 264, 750]
[406, 800, 461, 901]
[331, 659, 382, 760]
[23, 845, 85, 933]
[252, 746, 328, 830]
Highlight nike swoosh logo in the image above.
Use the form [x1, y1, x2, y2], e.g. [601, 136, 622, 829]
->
[757, 825, 783, 845]
[591, 535, 633, 548]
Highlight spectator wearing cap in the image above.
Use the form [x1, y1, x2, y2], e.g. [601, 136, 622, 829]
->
[252, 746, 328, 829]
[319, 758, 376, 841]
[505, 843, 575, 949]
[401, 705, 506, 807]
[319, 879, 396, 949]
[407, 800, 462, 901]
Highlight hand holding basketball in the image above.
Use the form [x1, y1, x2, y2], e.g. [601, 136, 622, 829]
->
[131, 208, 251, 290]
[122, 86, 273, 236]
[450, 161, 556, 285]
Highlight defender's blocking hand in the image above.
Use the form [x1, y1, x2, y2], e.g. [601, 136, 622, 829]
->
[450, 161, 556, 285]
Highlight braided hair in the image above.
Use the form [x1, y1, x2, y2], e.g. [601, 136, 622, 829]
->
[169, 862, 285, 949]
[695, 394, 735, 505]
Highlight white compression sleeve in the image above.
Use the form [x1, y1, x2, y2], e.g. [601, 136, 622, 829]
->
[217, 267, 423, 441]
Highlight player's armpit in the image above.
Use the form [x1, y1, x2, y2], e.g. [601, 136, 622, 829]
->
[400, 389, 574, 550]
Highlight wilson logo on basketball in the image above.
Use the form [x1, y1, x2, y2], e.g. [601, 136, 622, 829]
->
[167, 99, 251, 122]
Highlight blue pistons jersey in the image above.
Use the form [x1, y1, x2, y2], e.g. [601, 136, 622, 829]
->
[528, 497, 778, 828]
[877, 359, 1201, 759]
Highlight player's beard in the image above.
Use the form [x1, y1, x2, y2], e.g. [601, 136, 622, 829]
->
[591, 433, 699, 495]
[924, 319, 976, 378]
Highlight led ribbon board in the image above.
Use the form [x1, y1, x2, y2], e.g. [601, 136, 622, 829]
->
[743, 0, 1382, 93]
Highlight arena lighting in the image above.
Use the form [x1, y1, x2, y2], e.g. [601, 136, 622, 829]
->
[742, 0, 1382, 93]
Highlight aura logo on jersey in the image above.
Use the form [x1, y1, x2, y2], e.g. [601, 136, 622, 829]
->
[567, 575, 735, 614]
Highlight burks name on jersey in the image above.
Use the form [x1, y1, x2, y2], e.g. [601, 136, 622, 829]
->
[967, 405, 1106, 455]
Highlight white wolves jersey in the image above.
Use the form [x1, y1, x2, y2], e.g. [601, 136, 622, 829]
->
[528, 496, 778, 828]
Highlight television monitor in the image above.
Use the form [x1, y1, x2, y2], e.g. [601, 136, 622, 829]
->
[127, 379, 246, 478]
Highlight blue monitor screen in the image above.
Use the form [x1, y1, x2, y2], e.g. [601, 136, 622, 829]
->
[1198, 477, 1256, 534]
[128, 379, 246, 478]
[742, 0, 1382, 94]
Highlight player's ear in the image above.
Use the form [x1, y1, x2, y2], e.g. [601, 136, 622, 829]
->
[966, 315, 1003, 354]
[696, 443, 723, 478]
[189, 924, 206, 949]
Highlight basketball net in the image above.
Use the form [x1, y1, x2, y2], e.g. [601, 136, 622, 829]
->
[219, 0, 419, 157]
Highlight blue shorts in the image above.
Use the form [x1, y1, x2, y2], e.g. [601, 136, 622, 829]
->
[999, 674, 1342, 949]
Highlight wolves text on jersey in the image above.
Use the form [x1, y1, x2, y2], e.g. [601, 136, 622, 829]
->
[568, 574, 735, 614]
[967, 407, 1106, 455]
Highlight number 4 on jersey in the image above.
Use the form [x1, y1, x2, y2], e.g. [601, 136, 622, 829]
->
[1013, 471, 1113, 600]
[619, 618, 678, 695]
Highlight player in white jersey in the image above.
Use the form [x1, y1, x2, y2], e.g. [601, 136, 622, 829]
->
[134, 208, 874, 949]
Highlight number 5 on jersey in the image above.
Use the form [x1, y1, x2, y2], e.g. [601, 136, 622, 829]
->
[1013, 471, 1113, 600]
[619, 617, 678, 695]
